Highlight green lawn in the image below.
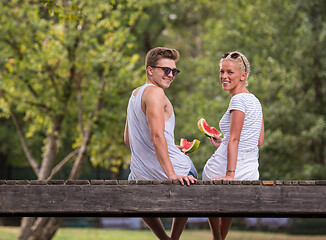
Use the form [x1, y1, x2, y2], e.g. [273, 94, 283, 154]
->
[1, 227, 326, 240]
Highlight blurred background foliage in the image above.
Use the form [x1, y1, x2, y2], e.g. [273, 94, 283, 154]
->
[0, 0, 326, 180]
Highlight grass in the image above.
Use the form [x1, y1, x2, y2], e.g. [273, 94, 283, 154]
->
[2, 227, 326, 240]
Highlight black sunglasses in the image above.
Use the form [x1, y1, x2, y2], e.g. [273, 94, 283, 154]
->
[222, 52, 247, 72]
[150, 66, 180, 77]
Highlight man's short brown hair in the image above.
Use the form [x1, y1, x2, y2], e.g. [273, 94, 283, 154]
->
[145, 47, 180, 70]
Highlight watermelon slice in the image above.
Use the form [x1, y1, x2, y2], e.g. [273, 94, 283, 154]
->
[179, 138, 200, 153]
[197, 118, 222, 138]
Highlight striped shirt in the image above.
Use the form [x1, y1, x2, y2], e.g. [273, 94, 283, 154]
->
[220, 93, 262, 152]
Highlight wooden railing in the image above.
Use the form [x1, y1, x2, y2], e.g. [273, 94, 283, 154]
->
[1, 179, 326, 218]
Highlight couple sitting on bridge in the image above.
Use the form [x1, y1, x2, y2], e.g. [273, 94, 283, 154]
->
[124, 47, 264, 240]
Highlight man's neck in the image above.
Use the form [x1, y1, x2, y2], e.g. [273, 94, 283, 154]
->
[145, 79, 161, 89]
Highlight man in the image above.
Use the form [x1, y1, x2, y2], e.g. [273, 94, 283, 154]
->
[124, 47, 197, 240]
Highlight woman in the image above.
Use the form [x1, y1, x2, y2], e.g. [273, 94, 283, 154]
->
[202, 51, 264, 240]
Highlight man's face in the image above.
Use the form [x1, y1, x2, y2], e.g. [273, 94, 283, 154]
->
[148, 58, 178, 89]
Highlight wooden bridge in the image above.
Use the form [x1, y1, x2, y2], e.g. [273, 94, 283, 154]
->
[1, 179, 326, 218]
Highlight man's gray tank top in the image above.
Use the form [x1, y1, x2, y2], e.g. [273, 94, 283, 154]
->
[127, 83, 191, 180]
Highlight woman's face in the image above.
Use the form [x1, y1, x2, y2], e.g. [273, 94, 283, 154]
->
[219, 60, 246, 95]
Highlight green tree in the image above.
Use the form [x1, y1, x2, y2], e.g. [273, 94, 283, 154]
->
[0, 0, 145, 239]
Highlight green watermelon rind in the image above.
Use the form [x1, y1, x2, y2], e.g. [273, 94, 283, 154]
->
[180, 138, 200, 153]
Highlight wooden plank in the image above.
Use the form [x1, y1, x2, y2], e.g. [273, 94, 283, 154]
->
[0, 180, 326, 218]
[262, 180, 274, 185]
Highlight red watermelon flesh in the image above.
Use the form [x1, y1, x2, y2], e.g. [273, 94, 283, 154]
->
[180, 138, 188, 147]
[198, 118, 222, 138]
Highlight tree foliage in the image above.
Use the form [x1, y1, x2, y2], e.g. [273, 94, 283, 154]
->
[0, 0, 145, 239]
[0, 0, 145, 179]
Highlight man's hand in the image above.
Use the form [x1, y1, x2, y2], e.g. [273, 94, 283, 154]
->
[168, 173, 196, 186]
[175, 145, 183, 150]
[175, 145, 189, 155]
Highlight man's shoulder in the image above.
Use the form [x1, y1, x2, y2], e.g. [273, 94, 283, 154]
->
[143, 85, 165, 100]
[132, 86, 142, 96]
[145, 84, 164, 93]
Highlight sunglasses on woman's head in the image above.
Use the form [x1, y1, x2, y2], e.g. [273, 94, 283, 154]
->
[222, 52, 247, 72]
[150, 66, 180, 77]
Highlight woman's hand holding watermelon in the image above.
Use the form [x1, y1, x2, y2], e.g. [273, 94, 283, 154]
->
[208, 136, 222, 148]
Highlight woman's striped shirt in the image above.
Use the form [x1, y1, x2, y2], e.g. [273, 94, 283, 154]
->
[219, 93, 263, 152]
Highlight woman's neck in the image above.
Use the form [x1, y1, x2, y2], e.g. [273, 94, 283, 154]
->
[229, 85, 249, 97]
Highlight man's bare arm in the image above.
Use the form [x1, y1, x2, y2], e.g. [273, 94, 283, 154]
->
[144, 87, 176, 177]
[143, 86, 194, 185]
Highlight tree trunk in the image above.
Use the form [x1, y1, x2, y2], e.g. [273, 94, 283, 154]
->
[18, 217, 36, 240]
[39, 120, 62, 180]
[69, 130, 92, 180]
[19, 111, 94, 240]
[19, 119, 63, 239]
[27, 218, 62, 240]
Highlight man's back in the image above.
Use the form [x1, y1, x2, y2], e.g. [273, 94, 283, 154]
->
[127, 84, 191, 180]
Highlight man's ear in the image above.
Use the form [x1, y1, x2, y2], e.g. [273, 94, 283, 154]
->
[147, 66, 153, 76]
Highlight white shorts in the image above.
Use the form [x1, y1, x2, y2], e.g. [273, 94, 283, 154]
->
[202, 143, 259, 181]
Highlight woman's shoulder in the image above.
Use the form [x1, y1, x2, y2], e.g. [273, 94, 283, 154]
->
[230, 93, 248, 104]
[229, 93, 262, 112]
[232, 93, 260, 103]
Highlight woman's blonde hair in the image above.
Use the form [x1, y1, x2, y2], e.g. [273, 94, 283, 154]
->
[220, 51, 250, 86]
